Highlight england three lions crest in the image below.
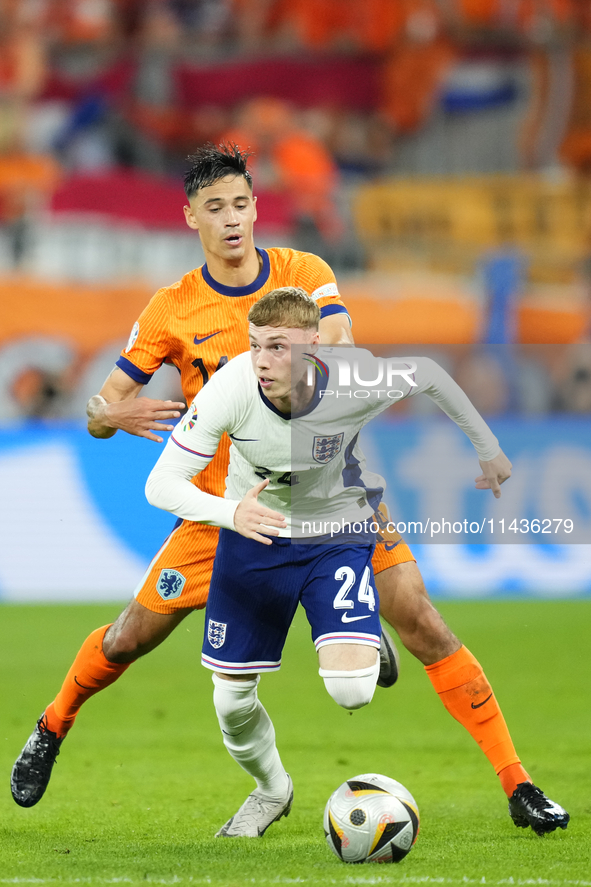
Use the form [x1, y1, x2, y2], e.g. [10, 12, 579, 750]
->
[208, 619, 227, 649]
[313, 432, 344, 464]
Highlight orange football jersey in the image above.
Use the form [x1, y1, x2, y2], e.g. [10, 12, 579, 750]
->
[118, 247, 349, 498]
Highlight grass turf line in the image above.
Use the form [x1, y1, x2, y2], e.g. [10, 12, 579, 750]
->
[0, 600, 589, 884]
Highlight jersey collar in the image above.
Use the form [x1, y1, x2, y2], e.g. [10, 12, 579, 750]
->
[201, 248, 270, 297]
[257, 367, 327, 420]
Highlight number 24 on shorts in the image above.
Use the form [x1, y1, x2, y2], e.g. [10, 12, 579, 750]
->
[333, 566, 375, 613]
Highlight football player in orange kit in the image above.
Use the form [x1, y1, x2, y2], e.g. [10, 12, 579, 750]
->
[11, 143, 568, 837]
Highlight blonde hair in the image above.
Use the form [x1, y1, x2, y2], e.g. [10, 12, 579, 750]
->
[248, 287, 320, 330]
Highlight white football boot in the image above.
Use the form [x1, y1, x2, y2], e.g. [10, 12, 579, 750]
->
[216, 775, 294, 837]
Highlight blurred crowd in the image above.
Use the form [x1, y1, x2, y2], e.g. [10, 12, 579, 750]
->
[2, 1, 591, 421]
[453, 343, 591, 416]
[3, 1, 591, 243]
[376, 343, 591, 419]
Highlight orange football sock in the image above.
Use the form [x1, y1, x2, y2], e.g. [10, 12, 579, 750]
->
[44, 625, 131, 737]
[425, 645, 530, 797]
[498, 762, 530, 798]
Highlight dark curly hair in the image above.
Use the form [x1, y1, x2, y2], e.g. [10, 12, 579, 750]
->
[183, 142, 253, 199]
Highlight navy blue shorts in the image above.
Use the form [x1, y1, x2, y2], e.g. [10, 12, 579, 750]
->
[202, 530, 381, 674]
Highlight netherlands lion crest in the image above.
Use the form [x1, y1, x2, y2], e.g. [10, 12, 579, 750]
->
[208, 619, 227, 649]
[156, 569, 186, 600]
[312, 432, 344, 464]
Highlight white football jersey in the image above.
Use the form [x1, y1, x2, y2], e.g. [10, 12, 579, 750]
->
[146, 347, 499, 538]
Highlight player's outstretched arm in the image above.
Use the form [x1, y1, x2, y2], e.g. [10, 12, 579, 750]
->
[474, 450, 513, 499]
[146, 434, 238, 529]
[87, 367, 185, 442]
[402, 357, 512, 498]
[234, 479, 287, 546]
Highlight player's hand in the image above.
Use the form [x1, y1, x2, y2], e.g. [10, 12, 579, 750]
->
[101, 397, 186, 443]
[234, 479, 287, 545]
[474, 450, 512, 499]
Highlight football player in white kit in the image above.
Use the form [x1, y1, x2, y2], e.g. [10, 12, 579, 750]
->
[146, 287, 512, 838]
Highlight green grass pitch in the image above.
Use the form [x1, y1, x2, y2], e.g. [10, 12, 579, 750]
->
[1, 600, 589, 885]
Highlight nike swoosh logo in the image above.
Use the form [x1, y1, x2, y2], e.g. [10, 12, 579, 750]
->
[384, 540, 402, 551]
[229, 434, 259, 442]
[194, 331, 222, 345]
[341, 613, 372, 623]
[74, 675, 94, 690]
[471, 692, 493, 709]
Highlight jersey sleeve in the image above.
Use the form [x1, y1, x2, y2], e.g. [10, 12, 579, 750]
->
[145, 365, 241, 529]
[171, 364, 236, 458]
[293, 253, 350, 324]
[371, 355, 500, 461]
[409, 357, 500, 461]
[145, 436, 239, 529]
[116, 287, 173, 385]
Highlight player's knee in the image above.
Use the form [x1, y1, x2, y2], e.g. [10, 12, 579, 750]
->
[212, 673, 259, 725]
[319, 656, 380, 711]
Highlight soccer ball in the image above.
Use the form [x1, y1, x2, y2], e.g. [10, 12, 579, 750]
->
[323, 773, 419, 864]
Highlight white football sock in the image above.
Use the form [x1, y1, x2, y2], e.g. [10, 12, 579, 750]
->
[212, 673, 289, 800]
[319, 651, 380, 710]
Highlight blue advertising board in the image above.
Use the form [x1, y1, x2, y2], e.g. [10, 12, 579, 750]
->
[0, 417, 589, 601]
